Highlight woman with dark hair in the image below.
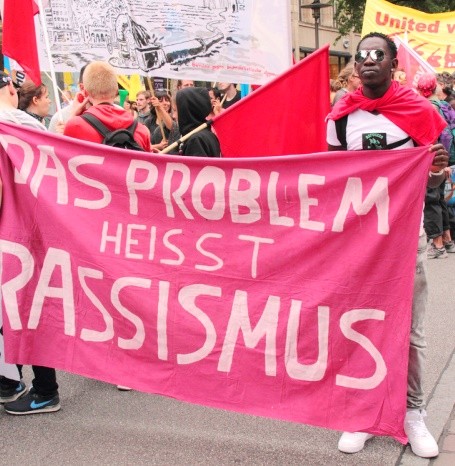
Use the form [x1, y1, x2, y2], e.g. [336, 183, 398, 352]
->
[124, 99, 138, 119]
[208, 87, 222, 117]
[150, 89, 180, 152]
[331, 63, 361, 106]
[18, 80, 51, 127]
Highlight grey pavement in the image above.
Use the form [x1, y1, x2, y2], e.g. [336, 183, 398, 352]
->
[1, 254, 454, 466]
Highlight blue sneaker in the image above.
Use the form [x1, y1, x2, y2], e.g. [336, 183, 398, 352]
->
[4, 387, 60, 415]
[0, 380, 27, 403]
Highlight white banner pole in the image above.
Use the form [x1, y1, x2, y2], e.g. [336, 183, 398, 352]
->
[36, 0, 63, 119]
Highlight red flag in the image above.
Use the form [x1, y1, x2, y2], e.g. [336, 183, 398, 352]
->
[394, 36, 436, 91]
[212, 46, 330, 157]
[2, 0, 41, 85]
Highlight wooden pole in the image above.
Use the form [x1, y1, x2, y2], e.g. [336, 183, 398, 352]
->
[159, 121, 211, 154]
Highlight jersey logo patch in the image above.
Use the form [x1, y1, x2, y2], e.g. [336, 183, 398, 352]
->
[362, 133, 387, 150]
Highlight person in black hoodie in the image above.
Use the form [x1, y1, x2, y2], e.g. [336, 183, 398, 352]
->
[175, 87, 221, 157]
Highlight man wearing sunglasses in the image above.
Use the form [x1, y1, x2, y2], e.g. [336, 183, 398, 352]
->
[327, 32, 449, 459]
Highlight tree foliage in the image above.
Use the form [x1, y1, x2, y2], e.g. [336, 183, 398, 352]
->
[333, 0, 455, 37]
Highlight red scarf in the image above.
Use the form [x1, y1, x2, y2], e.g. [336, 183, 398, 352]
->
[327, 81, 446, 146]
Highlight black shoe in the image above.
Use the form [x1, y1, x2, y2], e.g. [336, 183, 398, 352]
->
[0, 380, 27, 403]
[4, 387, 60, 415]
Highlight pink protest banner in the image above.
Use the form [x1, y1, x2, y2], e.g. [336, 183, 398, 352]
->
[0, 122, 433, 441]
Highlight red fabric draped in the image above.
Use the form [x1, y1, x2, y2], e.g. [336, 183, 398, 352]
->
[327, 81, 446, 146]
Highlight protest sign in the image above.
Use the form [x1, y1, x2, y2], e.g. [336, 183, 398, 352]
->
[362, 0, 455, 73]
[3, 0, 292, 85]
[0, 122, 433, 440]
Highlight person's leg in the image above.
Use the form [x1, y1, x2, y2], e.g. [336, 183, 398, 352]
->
[4, 366, 60, 415]
[0, 364, 23, 388]
[440, 186, 455, 251]
[424, 187, 443, 241]
[0, 365, 26, 402]
[404, 233, 438, 458]
[407, 234, 427, 409]
[424, 188, 448, 258]
[31, 366, 58, 396]
[339, 235, 438, 457]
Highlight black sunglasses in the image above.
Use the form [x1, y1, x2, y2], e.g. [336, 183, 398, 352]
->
[355, 49, 386, 63]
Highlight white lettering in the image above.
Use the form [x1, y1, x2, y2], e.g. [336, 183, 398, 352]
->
[126, 224, 146, 259]
[157, 280, 170, 360]
[68, 155, 111, 210]
[100, 221, 122, 255]
[163, 163, 193, 219]
[238, 235, 274, 279]
[336, 308, 387, 389]
[0, 135, 34, 184]
[30, 145, 68, 204]
[268, 171, 294, 227]
[192, 166, 226, 220]
[229, 169, 261, 223]
[177, 284, 221, 364]
[111, 277, 149, 350]
[285, 303, 329, 381]
[78, 267, 114, 342]
[195, 233, 223, 272]
[28, 248, 75, 336]
[218, 290, 280, 376]
[0, 240, 34, 330]
[161, 229, 184, 265]
[126, 160, 158, 215]
[298, 174, 325, 231]
[332, 177, 390, 234]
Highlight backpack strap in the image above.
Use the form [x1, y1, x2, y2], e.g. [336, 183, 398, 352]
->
[80, 113, 110, 138]
[385, 136, 412, 149]
[335, 115, 348, 149]
[81, 113, 140, 140]
[127, 119, 138, 134]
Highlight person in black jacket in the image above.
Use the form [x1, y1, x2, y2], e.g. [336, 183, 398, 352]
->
[175, 87, 221, 157]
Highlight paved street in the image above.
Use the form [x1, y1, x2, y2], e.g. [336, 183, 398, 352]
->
[1, 255, 454, 466]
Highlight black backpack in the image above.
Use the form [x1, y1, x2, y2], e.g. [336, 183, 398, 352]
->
[81, 113, 145, 151]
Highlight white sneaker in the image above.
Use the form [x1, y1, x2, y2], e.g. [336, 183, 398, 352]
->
[338, 432, 374, 453]
[404, 409, 439, 458]
[116, 385, 132, 391]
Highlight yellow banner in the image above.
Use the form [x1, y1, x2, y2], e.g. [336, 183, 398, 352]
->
[116, 75, 143, 102]
[362, 0, 455, 72]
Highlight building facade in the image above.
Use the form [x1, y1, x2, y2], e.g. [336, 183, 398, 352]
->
[291, 0, 361, 79]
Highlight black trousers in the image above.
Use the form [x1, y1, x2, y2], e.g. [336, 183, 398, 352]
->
[0, 365, 58, 397]
[423, 182, 450, 239]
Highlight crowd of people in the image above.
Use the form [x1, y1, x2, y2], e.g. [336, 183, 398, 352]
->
[0, 30, 453, 460]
